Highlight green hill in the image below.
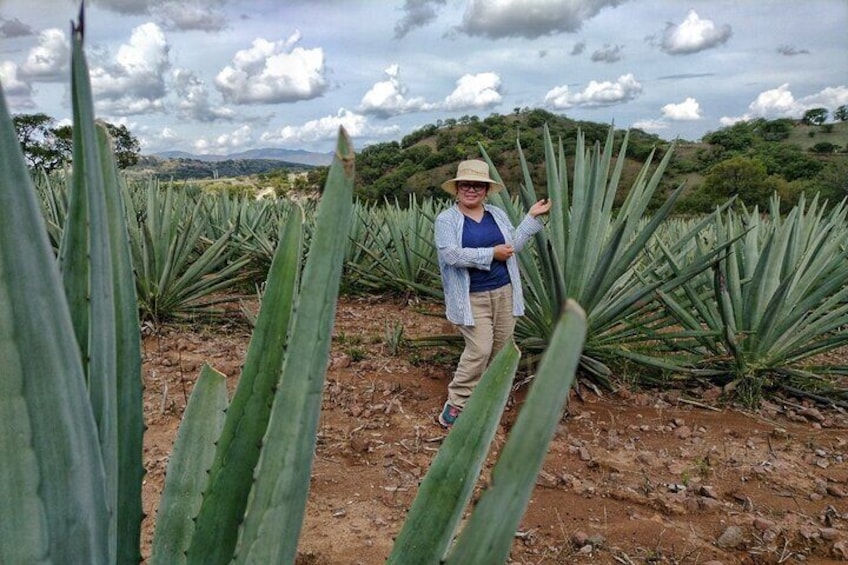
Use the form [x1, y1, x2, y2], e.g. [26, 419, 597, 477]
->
[353, 109, 847, 212]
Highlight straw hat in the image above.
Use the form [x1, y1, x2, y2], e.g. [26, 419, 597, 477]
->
[441, 159, 505, 195]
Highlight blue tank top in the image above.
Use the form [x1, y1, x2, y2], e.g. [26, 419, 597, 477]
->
[462, 211, 510, 292]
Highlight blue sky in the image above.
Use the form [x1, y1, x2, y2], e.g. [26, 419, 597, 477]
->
[2, 0, 846, 155]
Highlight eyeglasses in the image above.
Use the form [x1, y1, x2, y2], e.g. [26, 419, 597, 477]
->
[457, 183, 488, 194]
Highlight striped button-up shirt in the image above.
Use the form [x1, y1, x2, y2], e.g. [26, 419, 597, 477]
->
[434, 203, 543, 326]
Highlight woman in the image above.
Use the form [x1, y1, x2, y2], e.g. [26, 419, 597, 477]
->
[434, 159, 551, 428]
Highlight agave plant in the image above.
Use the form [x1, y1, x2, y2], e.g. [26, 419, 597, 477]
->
[656, 194, 848, 405]
[1, 17, 143, 562]
[346, 195, 442, 296]
[483, 125, 733, 385]
[125, 177, 252, 322]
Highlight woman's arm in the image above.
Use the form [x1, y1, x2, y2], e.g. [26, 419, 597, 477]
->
[435, 213, 494, 270]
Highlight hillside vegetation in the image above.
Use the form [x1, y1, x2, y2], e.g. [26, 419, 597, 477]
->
[354, 108, 847, 212]
[131, 108, 847, 212]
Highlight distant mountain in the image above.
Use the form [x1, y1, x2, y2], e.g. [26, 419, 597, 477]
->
[152, 147, 333, 166]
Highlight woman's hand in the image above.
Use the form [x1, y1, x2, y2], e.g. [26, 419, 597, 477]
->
[493, 244, 514, 261]
[529, 198, 552, 218]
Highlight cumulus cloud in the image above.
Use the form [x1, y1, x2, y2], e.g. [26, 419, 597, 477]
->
[0, 61, 35, 108]
[19, 28, 69, 82]
[158, 2, 229, 32]
[193, 124, 255, 154]
[215, 31, 328, 104]
[458, 0, 627, 40]
[1, 17, 34, 38]
[544, 73, 642, 109]
[442, 72, 502, 110]
[662, 97, 701, 121]
[394, 0, 446, 39]
[590, 44, 624, 63]
[172, 68, 236, 122]
[777, 45, 810, 56]
[260, 108, 400, 148]
[720, 83, 848, 126]
[631, 119, 667, 132]
[359, 64, 433, 118]
[660, 10, 731, 55]
[89, 22, 171, 115]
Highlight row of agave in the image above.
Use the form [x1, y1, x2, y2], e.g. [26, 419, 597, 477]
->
[32, 126, 848, 406]
[309, 129, 848, 405]
[1, 13, 587, 564]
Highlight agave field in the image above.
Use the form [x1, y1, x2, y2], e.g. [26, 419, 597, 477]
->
[2, 13, 848, 565]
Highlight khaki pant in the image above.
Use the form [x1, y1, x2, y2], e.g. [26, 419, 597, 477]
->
[448, 284, 516, 408]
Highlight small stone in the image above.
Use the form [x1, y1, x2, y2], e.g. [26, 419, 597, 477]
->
[699, 485, 718, 499]
[675, 426, 692, 439]
[752, 517, 776, 532]
[536, 470, 559, 488]
[571, 531, 589, 547]
[716, 525, 744, 548]
[833, 540, 848, 559]
[826, 484, 846, 498]
[820, 528, 840, 541]
[699, 497, 723, 512]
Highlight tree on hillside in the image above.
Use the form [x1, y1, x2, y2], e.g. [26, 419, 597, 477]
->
[12, 113, 65, 172]
[757, 118, 794, 141]
[12, 112, 141, 171]
[104, 122, 141, 168]
[834, 105, 848, 122]
[802, 107, 828, 126]
[703, 156, 773, 209]
[702, 121, 758, 153]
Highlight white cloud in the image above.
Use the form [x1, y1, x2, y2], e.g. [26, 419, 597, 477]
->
[721, 83, 848, 126]
[215, 32, 328, 105]
[0, 61, 34, 108]
[359, 64, 432, 118]
[193, 124, 255, 154]
[798, 85, 848, 112]
[545, 73, 642, 109]
[19, 28, 69, 82]
[660, 10, 732, 55]
[172, 68, 236, 122]
[661, 97, 701, 121]
[442, 72, 502, 110]
[260, 108, 400, 148]
[631, 118, 668, 132]
[90, 22, 171, 115]
[458, 0, 626, 39]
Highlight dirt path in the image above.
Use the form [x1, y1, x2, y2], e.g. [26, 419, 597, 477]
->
[140, 297, 848, 564]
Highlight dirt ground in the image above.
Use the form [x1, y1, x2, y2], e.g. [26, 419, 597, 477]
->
[140, 296, 848, 564]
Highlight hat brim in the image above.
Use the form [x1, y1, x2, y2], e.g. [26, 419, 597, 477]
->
[441, 177, 505, 195]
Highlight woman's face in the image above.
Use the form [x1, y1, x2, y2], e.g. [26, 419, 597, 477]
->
[456, 181, 488, 206]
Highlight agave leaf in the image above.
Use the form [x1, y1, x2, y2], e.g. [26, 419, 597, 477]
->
[151, 365, 228, 564]
[0, 61, 109, 565]
[387, 344, 520, 565]
[95, 122, 145, 564]
[233, 128, 355, 564]
[186, 207, 304, 564]
[445, 300, 587, 564]
[61, 22, 121, 562]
